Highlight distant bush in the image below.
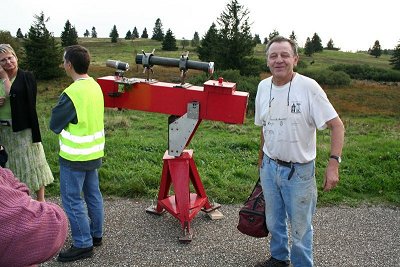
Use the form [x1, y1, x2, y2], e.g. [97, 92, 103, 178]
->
[299, 69, 351, 87]
[328, 64, 400, 82]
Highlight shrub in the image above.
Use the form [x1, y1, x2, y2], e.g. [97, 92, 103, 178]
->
[299, 69, 351, 87]
[328, 64, 400, 82]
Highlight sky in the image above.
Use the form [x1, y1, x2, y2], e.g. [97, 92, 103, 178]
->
[1, 0, 398, 52]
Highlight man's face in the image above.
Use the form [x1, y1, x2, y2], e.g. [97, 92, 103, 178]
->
[267, 41, 298, 82]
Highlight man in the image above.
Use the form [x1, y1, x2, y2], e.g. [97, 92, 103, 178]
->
[50, 45, 105, 262]
[254, 36, 344, 267]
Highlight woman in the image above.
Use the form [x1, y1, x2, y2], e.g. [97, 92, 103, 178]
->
[0, 43, 54, 201]
[0, 145, 68, 266]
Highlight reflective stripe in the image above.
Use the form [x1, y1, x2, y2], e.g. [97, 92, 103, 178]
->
[59, 141, 105, 155]
[60, 129, 104, 144]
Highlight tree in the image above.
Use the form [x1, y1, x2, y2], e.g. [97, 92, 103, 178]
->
[214, 0, 256, 71]
[253, 34, 261, 44]
[141, 28, 148, 38]
[326, 38, 335, 50]
[109, 25, 119, 43]
[60, 20, 78, 47]
[0, 30, 21, 54]
[311, 33, 323, 52]
[151, 18, 164, 41]
[24, 12, 63, 80]
[125, 30, 132, 40]
[161, 29, 178, 51]
[16, 28, 24, 38]
[83, 29, 90, 37]
[370, 40, 382, 58]
[263, 37, 268, 44]
[191, 31, 200, 47]
[132, 27, 139, 39]
[197, 23, 219, 62]
[91, 27, 97, 38]
[289, 30, 297, 43]
[180, 37, 189, 50]
[304, 37, 314, 56]
[389, 41, 400, 70]
[268, 29, 280, 41]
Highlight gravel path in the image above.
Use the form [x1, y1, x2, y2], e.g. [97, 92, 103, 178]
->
[41, 198, 399, 267]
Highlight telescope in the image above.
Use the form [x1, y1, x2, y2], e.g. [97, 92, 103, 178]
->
[136, 52, 214, 75]
[106, 60, 130, 71]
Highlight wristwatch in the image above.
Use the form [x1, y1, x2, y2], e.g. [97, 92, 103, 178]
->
[330, 155, 342, 163]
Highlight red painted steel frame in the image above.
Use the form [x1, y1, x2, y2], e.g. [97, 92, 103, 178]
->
[97, 76, 248, 124]
[97, 76, 248, 240]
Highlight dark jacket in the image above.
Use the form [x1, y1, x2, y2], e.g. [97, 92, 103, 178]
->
[9, 69, 41, 143]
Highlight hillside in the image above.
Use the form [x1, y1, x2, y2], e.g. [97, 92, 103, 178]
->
[36, 38, 400, 205]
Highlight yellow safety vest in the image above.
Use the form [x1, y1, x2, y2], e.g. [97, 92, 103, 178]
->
[59, 78, 105, 161]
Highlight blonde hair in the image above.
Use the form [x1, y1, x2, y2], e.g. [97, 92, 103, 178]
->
[0, 44, 17, 57]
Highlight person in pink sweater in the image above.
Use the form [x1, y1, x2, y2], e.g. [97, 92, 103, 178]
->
[0, 145, 68, 266]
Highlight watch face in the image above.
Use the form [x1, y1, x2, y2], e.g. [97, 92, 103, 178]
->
[330, 155, 341, 163]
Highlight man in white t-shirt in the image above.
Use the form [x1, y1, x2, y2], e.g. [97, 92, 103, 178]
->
[254, 36, 345, 267]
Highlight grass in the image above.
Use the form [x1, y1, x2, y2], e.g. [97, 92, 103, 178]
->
[37, 38, 400, 206]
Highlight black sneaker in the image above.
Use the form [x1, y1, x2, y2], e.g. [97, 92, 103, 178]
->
[93, 236, 103, 247]
[255, 257, 290, 267]
[57, 245, 93, 262]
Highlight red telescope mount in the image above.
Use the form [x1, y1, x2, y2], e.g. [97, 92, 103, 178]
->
[97, 51, 249, 242]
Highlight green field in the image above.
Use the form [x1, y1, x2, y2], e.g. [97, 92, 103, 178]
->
[38, 38, 400, 206]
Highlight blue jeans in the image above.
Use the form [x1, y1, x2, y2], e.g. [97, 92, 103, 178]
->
[59, 163, 104, 248]
[260, 154, 317, 267]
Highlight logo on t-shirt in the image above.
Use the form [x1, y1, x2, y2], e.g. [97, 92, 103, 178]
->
[290, 102, 301, 114]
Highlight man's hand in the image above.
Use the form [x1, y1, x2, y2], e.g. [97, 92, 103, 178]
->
[323, 160, 340, 191]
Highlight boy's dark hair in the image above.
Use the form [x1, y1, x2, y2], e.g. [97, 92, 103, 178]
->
[64, 45, 91, 74]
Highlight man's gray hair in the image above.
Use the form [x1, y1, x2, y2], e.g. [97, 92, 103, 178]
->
[266, 36, 298, 56]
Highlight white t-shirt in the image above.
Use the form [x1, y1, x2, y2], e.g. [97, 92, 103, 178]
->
[254, 73, 338, 163]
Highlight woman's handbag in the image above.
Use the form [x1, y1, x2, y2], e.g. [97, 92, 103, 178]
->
[237, 178, 269, 238]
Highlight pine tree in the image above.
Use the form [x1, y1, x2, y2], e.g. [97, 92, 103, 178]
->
[125, 30, 132, 40]
[253, 34, 261, 44]
[24, 12, 63, 79]
[370, 40, 382, 58]
[215, 0, 255, 71]
[60, 20, 78, 47]
[132, 27, 139, 39]
[191, 32, 200, 47]
[91, 27, 97, 38]
[161, 29, 178, 51]
[141, 28, 148, 38]
[289, 31, 297, 43]
[84, 29, 90, 38]
[109, 25, 119, 43]
[151, 18, 164, 41]
[180, 38, 189, 50]
[389, 41, 400, 70]
[16, 28, 24, 38]
[268, 29, 280, 41]
[304, 37, 314, 56]
[311, 33, 323, 52]
[326, 38, 335, 50]
[197, 23, 219, 62]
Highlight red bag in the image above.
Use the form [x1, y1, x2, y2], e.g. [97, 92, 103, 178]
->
[237, 178, 269, 238]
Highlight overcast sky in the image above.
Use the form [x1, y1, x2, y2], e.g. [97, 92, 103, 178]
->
[1, 0, 398, 52]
